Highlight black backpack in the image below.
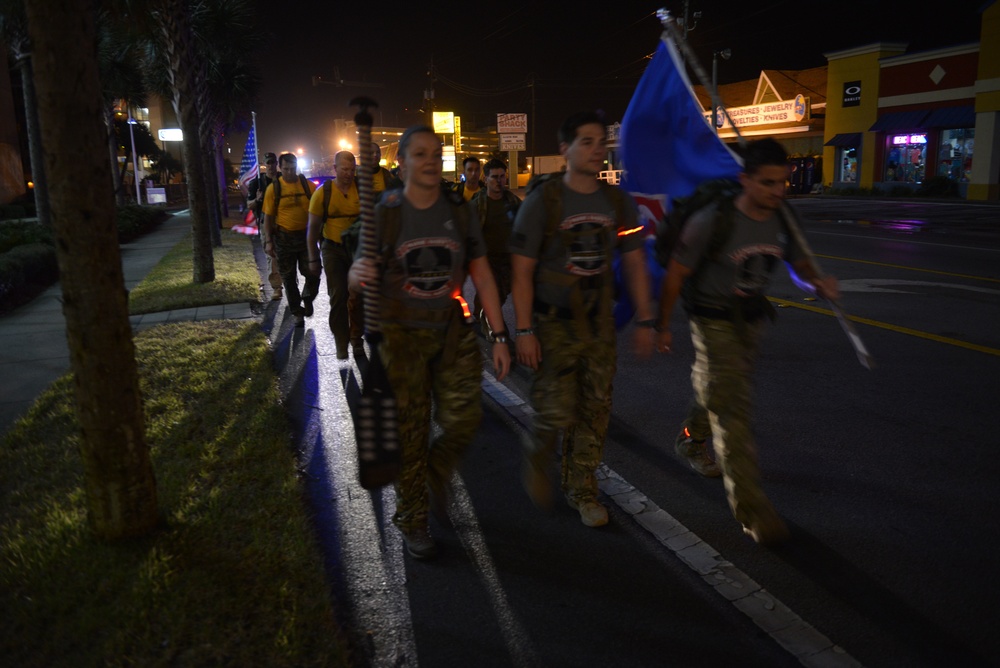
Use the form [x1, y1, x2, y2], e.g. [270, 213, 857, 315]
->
[653, 178, 742, 269]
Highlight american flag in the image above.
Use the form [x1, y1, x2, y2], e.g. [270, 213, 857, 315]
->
[237, 124, 258, 193]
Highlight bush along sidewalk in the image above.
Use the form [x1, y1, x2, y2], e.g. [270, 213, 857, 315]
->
[0, 205, 168, 314]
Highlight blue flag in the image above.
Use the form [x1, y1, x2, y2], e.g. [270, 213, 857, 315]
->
[238, 123, 258, 193]
[620, 37, 741, 233]
[613, 37, 741, 328]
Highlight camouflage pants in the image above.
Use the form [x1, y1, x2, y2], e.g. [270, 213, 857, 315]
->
[526, 313, 616, 504]
[259, 227, 282, 291]
[380, 321, 483, 532]
[349, 290, 365, 344]
[320, 240, 352, 356]
[274, 228, 319, 316]
[685, 316, 773, 527]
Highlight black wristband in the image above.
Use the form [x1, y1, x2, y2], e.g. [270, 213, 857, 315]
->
[636, 319, 656, 328]
[515, 328, 535, 337]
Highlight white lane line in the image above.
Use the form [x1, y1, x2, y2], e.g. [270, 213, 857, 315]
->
[480, 372, 864, 668]
[313, 352, 420, 667]
[807, 229, 1000, 252]
[439, 462, 544, 668]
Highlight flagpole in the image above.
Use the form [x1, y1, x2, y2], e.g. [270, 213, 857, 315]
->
[251, 111, 258, 165]
[656, 9, 741, 144]
[655, 8, 874, 369]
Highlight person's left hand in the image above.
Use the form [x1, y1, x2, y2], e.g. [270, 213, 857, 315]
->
[632, 324, 655, 360]
[814, 275, 841, 302]
[492, 342, 511, 381]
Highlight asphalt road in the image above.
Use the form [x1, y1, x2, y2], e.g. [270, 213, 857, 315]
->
[267, 197, 1000, 668]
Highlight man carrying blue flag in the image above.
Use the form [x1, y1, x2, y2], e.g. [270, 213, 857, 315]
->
[654, 138, 838, 546]
[621, 30, 839, 547]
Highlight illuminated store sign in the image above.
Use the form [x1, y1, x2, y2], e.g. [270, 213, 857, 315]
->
[706, 95, 809, 129]
[892, 134, 927, 145]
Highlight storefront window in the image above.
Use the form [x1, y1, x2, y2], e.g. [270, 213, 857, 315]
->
[884, 134, 926, 183]
[839, 147, 857, 183]
[938, 128, 974, 182]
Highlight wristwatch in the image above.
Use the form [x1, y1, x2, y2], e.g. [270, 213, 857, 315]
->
[491, 329, 509, 344]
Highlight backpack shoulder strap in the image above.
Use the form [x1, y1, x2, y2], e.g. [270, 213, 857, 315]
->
[540, 176, 563, 254]
[322, 180, 333, 223]
[599, 181, 629, 232]
[273, 176, 281, 202]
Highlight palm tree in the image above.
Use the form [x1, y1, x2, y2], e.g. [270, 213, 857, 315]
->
[120, 0, 259, 275]
[24, 0, 158, 539]
[97, 10, 148, 206]
[144, 0, 215, 283]
[0, 0, 50, 228]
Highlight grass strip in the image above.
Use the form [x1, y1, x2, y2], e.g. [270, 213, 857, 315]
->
[2, 223, 351, 665]
[129, 232, 260, 314]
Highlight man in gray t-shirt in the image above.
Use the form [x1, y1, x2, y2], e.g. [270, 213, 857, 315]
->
[510, 111, 655, 529]
[655, 138, 839, 547]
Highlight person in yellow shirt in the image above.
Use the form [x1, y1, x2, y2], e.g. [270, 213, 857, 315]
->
[262, 153, 316, 326]
[452, 156, 485, 201]
[306, 151, 359, 358]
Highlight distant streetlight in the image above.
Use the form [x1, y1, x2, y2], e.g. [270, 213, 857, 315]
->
[127, 116, 142, 204]
[711, 48, 731, 134]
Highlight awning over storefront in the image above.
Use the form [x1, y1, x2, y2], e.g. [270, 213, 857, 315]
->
[825, 132, 862, 147]
[923, 105, 975, 128]
[869, 110, 929, 132]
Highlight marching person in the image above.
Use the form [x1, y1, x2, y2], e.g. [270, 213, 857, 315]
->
[471, 158, 520, 327]
[453, 156, 484, 201]
[262, 152, 317, 326]
[306, 150, 360, 359]
[655, 137, 839, 546]
[348, 125, 511, 559]
[247, 152, 282, 300]
[510, 111, 655, 528]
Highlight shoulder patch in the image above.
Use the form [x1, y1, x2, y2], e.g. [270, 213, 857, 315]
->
[382, 189, 404, 208]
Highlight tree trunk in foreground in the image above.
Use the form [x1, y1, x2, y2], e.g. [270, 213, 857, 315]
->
[26, 0, 158, 539]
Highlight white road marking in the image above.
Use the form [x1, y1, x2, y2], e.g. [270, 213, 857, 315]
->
[479, 371, 865, 668]
[837, 278, 1000, 295]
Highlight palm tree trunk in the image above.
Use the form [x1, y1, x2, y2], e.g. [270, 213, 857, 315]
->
[25, 0, 158, 540]
[106, 108, 126, 206]
[14, 54, 51, 228]
[159, 0, 214, 282]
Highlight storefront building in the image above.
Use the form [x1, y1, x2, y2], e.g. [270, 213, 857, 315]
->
[823, 1, 999, 200]
[692, 68, 828, 194]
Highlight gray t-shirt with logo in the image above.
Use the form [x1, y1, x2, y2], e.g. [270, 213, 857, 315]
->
[369, 194, 485, 329]
[674, 205, 802, 309]
[509, 182, 643, 309]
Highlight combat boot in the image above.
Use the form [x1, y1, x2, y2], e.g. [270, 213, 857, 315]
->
[402, 527, 437, 559]
[741, 503, 789, 547]
[674, 426, 722, 478]
[567, 497, 608, 528]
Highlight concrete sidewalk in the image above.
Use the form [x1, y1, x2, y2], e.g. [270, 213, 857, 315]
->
[0, 212, 257, 436]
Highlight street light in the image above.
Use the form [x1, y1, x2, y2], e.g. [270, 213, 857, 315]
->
[127, 116, 142, 204]
[711, 48, 731, 134]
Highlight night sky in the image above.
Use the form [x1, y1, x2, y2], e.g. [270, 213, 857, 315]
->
[237, 0, 984, 163]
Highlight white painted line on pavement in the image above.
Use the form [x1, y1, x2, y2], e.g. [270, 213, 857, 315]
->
[440, 462, 544, 668]
[480, 372, 865, 668]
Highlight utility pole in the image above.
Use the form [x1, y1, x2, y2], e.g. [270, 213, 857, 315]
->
[424, 57, 436, 129]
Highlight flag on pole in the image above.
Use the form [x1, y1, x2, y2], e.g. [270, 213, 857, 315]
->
[238, 124, 258, 194]
[619, 37, 742, 234]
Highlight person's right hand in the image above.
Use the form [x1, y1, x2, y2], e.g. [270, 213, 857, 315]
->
[515, 333, 541, 370]
[348, 257, 377, 292]
[656, 328, 674, 354]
